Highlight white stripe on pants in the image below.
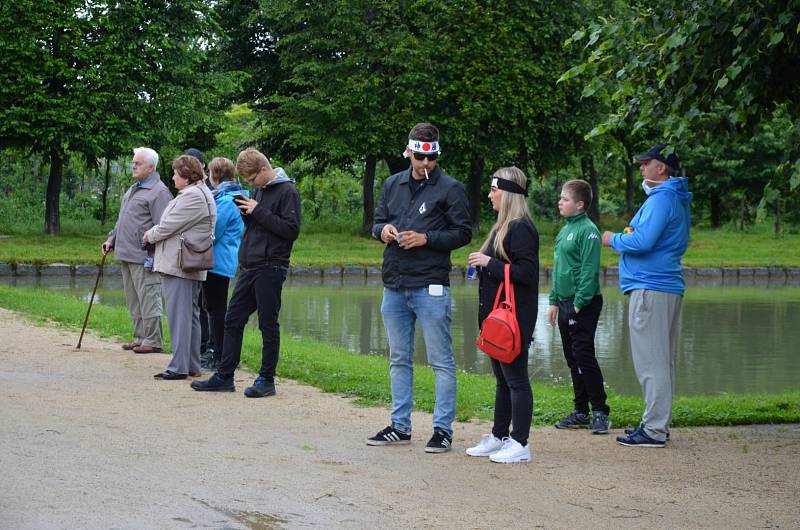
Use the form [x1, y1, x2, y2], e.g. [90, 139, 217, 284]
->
[161, 274, 201, 375]
[628, 289, 682, 442]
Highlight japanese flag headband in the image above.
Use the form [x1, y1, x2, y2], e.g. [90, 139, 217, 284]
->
[491, 177, 529, 196]
[403, 139, 441, 157]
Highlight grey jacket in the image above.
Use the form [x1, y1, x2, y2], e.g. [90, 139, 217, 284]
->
[145, 182, 217, 281]
[108, 173, 173, 263]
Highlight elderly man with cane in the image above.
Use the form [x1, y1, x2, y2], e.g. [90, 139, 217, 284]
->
[102, 147, 172, 354]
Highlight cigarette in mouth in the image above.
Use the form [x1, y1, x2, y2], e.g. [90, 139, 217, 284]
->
[424, 168, 428, 179]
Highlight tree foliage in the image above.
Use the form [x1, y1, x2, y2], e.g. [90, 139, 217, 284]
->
[0, 0, 239, 233]
[561, 0, 800, 229]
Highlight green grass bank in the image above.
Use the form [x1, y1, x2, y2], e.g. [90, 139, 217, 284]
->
[1, 285, 798, 428]
[1, 220, 800, 268]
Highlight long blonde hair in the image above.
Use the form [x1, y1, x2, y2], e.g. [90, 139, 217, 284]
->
[480, 167, 532, 261]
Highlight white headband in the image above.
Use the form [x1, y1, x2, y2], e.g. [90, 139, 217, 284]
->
[407, 139, 440, 154]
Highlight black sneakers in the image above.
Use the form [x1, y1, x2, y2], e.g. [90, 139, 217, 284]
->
[190, 373, 235, 392]
[425, 429, 453, 453]
[555, 410, 591, 429]
[366, 426, 411, 446]
[244, 376, 276, 398]
[590, 412, 612, 434]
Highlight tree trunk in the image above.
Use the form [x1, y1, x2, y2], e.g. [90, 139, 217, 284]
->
[101, 158, 111, 224]
[44, 147, 63, 234]
[775, 198, 782, 235]
[581, 155, 600, 224]
[709, 192, 721, 228]
[362, 155, 377, 236]
[468, 157, 484, 233]
[385, 156, 408, 176]
[624, 157, 635, 217]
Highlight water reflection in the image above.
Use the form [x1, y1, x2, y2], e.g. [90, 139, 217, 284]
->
[3, 275, 798, 396]
[278, 281, 800, 397]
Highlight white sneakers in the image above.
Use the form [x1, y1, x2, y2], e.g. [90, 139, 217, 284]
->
[465, 434, 531, 463]
[465, 434, 505, 457]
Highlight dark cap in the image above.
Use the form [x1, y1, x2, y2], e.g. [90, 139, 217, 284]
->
[634, 144, 680, 172]
[183, 148, 205, 165]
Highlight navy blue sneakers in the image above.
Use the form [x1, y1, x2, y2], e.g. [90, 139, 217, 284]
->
[616, 426, 666, 448]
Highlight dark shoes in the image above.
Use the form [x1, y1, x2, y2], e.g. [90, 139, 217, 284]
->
[366, 425, 411, 446]
[616, 426, 666, 448]
[590, 412, 612, 434]
[425, 429, 453, 453]
[555, 410, 591, 429]
[191, 373, 235, 392]
[625, 426, 670, 441]
[154, 370, 186, 380]
[244, 376, 276, 398]
[133, 345, 162, 354]
[121, 342, 140, 350]
[200, 356, 220, 371]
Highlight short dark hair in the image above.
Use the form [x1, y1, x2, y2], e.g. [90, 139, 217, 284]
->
[183, 147, 205, 165]
[172, 155, 205, 184]
[409, 122, 439, 142]
[562, 179, 592, 210]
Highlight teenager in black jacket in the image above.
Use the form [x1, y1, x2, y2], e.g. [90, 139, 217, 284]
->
[466, 167, 539, 463]
[192, 148, 301, 398]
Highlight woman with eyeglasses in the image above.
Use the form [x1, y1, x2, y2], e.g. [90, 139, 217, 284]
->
[466, 166, 539, 463]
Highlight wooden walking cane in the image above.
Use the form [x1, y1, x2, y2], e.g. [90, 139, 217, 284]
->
[77, 251, 107, 349]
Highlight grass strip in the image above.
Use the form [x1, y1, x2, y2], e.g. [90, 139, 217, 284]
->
[2, 221, 800, 268]
[1, 285, 798, 427]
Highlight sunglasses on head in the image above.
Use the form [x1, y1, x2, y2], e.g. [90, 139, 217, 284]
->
[412, 152, 438, 161]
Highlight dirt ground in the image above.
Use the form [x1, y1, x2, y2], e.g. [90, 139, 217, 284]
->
[1, 308, 798, 529]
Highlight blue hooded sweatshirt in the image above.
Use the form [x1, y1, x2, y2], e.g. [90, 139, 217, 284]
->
[610, 177, 692, 295]
[209, 180, 246, 278]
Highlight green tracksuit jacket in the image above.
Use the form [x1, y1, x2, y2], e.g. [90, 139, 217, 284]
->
[549, 212, 601, 309]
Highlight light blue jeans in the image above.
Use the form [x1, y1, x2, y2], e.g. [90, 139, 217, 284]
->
[381, 287, 456, 436]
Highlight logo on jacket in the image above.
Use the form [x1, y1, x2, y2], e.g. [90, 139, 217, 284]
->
[419, 202, 427, 215]
[567, 232, 574, 241]
[588, 232, 599, 240]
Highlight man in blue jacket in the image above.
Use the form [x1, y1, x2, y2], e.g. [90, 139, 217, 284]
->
[602, 144, 692, 448]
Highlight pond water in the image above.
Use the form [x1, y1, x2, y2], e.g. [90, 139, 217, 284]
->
[4, 275, 799, 396]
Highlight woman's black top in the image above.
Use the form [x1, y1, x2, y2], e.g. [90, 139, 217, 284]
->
[477, 217, 540, 341]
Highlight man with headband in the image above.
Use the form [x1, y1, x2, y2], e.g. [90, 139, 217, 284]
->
[367, 122, 472, 453]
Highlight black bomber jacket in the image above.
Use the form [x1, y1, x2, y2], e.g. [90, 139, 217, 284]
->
[372, 166, 472, 288]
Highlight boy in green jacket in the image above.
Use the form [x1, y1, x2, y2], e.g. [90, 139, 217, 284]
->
[547, 180, 611, 434]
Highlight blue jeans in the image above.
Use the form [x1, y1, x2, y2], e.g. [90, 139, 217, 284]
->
[381, 287, 457, 436]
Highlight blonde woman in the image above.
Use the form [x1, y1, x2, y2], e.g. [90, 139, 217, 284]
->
[466, 167, 539, 463]
[144, 155, 216, 380]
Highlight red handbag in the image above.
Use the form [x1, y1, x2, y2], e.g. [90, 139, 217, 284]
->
[476, 263, 522, 363]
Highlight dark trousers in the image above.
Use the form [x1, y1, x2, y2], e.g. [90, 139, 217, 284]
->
[557, 294, 609, 415]
[202, 271, 231, 363]
[218, 265, 287, 382]
[199, 288, 210, 352]
[491, 339, 532, 446]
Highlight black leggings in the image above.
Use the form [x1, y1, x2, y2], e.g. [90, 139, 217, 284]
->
[201, 272, 231, 362]
[490, 339, 532, 446]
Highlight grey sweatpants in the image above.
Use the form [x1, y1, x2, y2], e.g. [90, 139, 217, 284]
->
[121, 261, 163, 348]
[162, 275, 202, 375]
[628, 289, 683, 442]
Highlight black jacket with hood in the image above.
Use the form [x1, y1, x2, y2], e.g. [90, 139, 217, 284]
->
[238, 168, 301, 269]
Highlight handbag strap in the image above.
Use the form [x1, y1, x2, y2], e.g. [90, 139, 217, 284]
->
[491, 263, 516, 313]
[180, 185, 215, 241]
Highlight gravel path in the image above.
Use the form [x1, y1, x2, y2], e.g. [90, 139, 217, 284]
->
[1, 308, 798, 529]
